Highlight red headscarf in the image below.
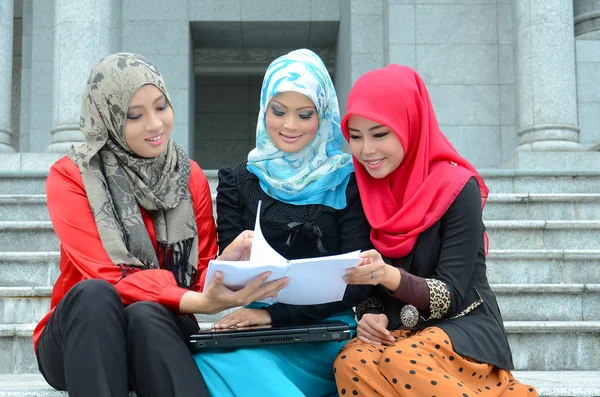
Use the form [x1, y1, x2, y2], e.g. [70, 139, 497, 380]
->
[341, 65, 488, 258]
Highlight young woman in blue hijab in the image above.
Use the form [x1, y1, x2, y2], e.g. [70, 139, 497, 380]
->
[193, 49, 373, 396]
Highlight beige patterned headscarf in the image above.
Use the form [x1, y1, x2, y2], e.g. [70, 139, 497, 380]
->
[69, 53, 199, 289]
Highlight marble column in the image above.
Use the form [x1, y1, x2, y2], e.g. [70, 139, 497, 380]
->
[0, 0, 15, 152]
[46, 0, 113, 152]
[513, 0, 582, 151]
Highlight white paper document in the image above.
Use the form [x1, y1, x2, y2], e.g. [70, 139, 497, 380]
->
[203, 201, 361, 305]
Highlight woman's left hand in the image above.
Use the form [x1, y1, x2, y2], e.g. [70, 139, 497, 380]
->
[212, 307, 272, 329]
[343, 249, 401, 290]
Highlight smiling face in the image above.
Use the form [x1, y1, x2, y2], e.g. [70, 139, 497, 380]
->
[124, 84, 173, 158]
[347, 114, 405, 179]
[265, 91, 319, 153]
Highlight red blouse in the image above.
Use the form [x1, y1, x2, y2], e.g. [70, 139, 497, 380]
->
[33, 156, 218, 351]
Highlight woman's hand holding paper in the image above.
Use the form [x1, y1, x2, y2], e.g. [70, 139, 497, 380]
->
[343, 249, 401, 291]
[181, 271, 288, 314]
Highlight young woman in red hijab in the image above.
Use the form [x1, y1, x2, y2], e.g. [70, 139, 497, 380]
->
[334, 65, 537, 396]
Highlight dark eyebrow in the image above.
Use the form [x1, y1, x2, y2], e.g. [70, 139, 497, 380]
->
[271, 100, 315, 111]
[348, 124, 386, 133]
[128, 94, 165, 111]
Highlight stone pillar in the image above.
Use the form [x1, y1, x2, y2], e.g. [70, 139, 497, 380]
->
[513, 0, 582, 151]
[0, 0, 15, 152]
[46, 0, 113, 152]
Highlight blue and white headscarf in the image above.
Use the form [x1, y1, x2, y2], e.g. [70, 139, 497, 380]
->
[247, 49, 353, 210]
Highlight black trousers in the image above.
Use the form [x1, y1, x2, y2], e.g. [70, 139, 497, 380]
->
[36, 279, 209, 397]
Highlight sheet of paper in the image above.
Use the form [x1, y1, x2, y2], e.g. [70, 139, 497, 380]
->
[277, 250, 361, 305]
[249, 200, 286, 263]
[203, 260, 288, 292]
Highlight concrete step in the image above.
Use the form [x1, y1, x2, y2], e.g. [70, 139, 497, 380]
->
[479, 169, 600, 194]
[0, 252, 59, 288]
[0, 196, 48, 222]
[0, 194, 217, 222]
[0, 287, 52, 324]
[1, 321, 599, 374]
[2, 283, 597, 324]
[0, 222, 57, 252]
[2, 249, 599, 289]
[5, 219, 600, 253]
[0, 286, 225, 324]
[0, 172, 47, 195]
[486, 250, 600, 284]
[505, 321, 600, 371]
[0, 372, 599, 397]
[5, 169, 600, 196]
[485, 220, 600, 250]
[210, 169, 600, 195]
[493, 284, 600, 321]
[206, 169, 600, 196]
[483, 194, 600, 220]
[7, 192, 600, 224]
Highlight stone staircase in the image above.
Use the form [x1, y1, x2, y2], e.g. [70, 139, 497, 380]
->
[0, 169, 599, 396]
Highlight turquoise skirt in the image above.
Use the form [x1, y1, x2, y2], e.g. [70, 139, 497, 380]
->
[193, 308, 355, 397]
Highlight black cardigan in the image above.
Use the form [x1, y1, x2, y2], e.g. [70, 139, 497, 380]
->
[216, 162, 374, 325]
[364, 178, 514, 370]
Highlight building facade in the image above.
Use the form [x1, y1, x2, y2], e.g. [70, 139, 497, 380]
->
[2, 0, 600, 170]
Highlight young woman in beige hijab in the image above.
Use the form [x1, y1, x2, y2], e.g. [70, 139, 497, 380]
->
[34, 53, 287, 397]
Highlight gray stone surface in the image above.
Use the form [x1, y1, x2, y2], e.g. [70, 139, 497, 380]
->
[123, 0, 188, 20]
[387, 44, 416, 68]
[486, 220, 600, 250]
[505, 152, 600, 170]
[0, 372, 597, 396]
[387, 4, 415, 45]
[46, 0, 113, 153]
[487, 250, 600, 284]
[0, 222, 57, 252]
[188, 0, 241, 21]
[417, 45, 498, 84]
[0, 195, 48, 221]
[351, 14, 384, 53]
[513, 0, 581, 151]
[351, 0, 383, 15]
[0, 252, 59, 288]
[493, 284, 598, 321]
[0, 0, 15, 152]
[0, 173, 47, 195]
[416, 4, 497, 44]
[479, 169, 600, 194]
[484, 193, 600, 220]
[240, 0, 311, 21]
[442, 126, 501, 167]
[430, 85, 499, 125]
[505, 321, 600, 370]
[310, 0, 339, 21]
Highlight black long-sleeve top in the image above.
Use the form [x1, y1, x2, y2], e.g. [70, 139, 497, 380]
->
[361, 177, 514, 370]
[216, 162, 373, 325]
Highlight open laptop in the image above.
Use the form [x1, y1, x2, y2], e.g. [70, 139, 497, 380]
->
[188, 320, 351, 352]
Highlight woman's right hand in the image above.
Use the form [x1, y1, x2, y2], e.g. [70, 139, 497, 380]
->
[357, 313, 395, 345]
[182, 271, 288, 314]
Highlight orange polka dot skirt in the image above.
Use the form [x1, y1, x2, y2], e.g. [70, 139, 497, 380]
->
[334, 327, 538, 397]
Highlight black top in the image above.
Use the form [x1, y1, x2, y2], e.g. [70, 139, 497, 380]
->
[366, 178, 514, 370]
[216, 162, 374, 325]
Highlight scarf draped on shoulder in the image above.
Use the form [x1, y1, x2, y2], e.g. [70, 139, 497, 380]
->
[341, 65, 489, 258]
[68, 53, 199, 289]
[247, 49, 354, 210]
